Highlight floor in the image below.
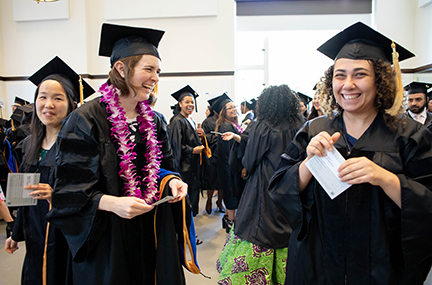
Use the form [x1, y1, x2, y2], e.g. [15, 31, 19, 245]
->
[0, 192, 227, 285]
[1, 193, 432, 285]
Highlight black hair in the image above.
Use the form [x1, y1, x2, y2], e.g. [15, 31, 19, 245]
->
[22, 74, 77, 171]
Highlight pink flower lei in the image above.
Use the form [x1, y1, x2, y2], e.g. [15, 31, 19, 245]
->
[99, 82, 162, 204]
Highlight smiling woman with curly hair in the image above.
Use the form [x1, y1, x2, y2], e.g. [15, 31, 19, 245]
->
[268, 22, 432, 285]
[217, 84, 305, 285]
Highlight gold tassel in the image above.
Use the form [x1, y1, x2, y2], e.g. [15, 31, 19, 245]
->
[79, 75, 84, 105]
[385, 41, 403, 116]
[153, 84, 158, 95]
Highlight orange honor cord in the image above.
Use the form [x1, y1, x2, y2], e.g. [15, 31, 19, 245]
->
[42, 204, 52, 285]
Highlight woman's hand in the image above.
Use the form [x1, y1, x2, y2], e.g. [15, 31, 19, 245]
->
[299, 131, 340, 193]
[5, 237, 19, 254]
[241, 168, 248, 179]
[305, 131, 341, 159]
[221, 132, 241, 143]
[192, 145, 204, 154]
[25, 183, 53, 203]
[98, 196, 154, 219]
[338, 157, 401, 207]
[168, 179, 188, 203]
[196, 127, 205, 138]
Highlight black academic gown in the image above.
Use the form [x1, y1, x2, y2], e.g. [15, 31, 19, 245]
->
[234, 118, 304, 249]
[268, 111, 432, 285]
[201, 115, 218, 190]
[168, 114, 202, 216]
[216, 122, 243, 210]
[47, 99, 193, 285]
[153, 110, 174, 171]
[12, 137, 69, 285]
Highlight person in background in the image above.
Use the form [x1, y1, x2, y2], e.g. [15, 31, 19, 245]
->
[0, 188, 14, 237]
[268, 22, 432, 284]
[168, 85, 206, 218]
[427, 92, 432, 113]
[148, 88, 174, 171]
[404, 81, 432, 126]
[214, 94, 244, 233]
[217, 84, 305, 284]
[201, 95, 225, 214]
[297, 92, 312, 119]
[5, 56, 94, 284]
[307, 81, 325, 120]
[45, 23, 197, 284]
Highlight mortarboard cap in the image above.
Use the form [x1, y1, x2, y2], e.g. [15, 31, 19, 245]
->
[317, 22, 414, 63]
[14, 97, 30, 106]
[404, 81, 431, 95]
[211, 93, 232, 114]
[250, 98, 257, 110]
[11, 103, 34, 124]
[297, 92, 313, 105]
[99, 23, 165, 68]
[208, 96, 221, 109]
[171, 85, 199, 102]
[28, 56, 95, 103]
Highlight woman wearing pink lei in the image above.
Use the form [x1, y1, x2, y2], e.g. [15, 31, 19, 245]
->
[47, 24, 197, 285]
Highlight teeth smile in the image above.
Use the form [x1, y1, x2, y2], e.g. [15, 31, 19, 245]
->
[343, 94, 360, 100]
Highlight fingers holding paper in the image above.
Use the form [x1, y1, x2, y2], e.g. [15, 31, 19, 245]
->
[168, 179, 188, 203]
[25, 183, 53, 203]
[306, 131, 341, 159]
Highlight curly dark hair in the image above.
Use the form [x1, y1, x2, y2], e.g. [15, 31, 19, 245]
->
[257, 85, 303, 126]
[321, 59, 404, 132]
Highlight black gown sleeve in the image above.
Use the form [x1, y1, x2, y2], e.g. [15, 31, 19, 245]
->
[397, 125, 432, 269]
[47, 108, 104, 261]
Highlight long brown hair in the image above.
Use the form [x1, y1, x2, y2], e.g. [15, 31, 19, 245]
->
[215, 103, 238, 133]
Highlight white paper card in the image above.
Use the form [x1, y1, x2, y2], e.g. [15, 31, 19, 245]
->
[305, 145, 351, 199]
[5, 173, 40, 207]
[151, 195, 175, 206]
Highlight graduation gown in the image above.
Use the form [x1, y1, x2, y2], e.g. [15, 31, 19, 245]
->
[234, 118, 304, 249]
[12, 138, 69, 285]
[216, 122, 243, 210]
[201, 115, 218, 190]
[47, 99, 196, 285]
[168, 114, 202, 216]
[268, 111, 432, 285]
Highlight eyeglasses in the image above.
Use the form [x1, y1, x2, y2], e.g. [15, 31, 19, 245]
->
[226, 107, 236, 111]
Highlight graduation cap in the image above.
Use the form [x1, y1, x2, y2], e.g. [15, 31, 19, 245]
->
[241, 99, 257, 111]
[11, 103, 34, 124]
[297, 92, 313, 105]
[404, 81, 431, 95]
[99, 23, 165, 68]
[317, 21, 415, 116]
[317, 22, 414, 63]
[14, 97, 30, 106]
[28, 56, 95, 105]
[211, 93, 232, 114]
[207, 95, 221, 109]
[171, 85, 199, 112]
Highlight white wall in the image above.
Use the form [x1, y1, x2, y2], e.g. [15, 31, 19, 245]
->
[0, 0, 235, 121]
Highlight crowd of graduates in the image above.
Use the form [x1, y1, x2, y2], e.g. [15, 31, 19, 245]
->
[0, 20, 432, 285]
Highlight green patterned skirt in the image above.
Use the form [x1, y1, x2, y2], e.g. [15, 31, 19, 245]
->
[217, 225, 287, 285]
